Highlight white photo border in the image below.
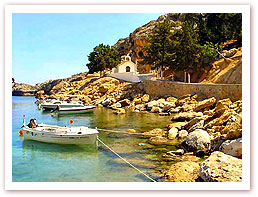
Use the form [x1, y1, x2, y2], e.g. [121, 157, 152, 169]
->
[5, 4, 250, 190]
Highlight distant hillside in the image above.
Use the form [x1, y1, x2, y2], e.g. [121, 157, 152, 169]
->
[12, 83, 37, 96]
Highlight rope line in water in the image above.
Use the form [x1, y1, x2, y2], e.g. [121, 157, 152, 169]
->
[97, 137, 156, 182]
[97, 128, 143, 136]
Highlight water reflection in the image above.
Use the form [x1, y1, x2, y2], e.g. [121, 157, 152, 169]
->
[22, 140, 98, 160]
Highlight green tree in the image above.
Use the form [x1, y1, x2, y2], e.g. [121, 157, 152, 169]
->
[199, 42, 221, 65]
[171, 14, 221, 71]
[142, 19, 178, 76]
[172, 14, 201, 71]
[141, 13, 241, 75]
[86, 44, 120, 74]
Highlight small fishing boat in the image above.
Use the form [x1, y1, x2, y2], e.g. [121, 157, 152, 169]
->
[39, 100, 84, 111]
[20, 118, 98, 145]
[53, 105, 96, 115]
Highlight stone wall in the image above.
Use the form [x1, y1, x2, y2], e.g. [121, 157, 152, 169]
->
[142, 80, 242, 101]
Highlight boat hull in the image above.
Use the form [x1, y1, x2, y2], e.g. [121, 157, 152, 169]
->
[22, 128, 98, 145]
[41, 104, 84, 110]
[57, 106, 96, 115]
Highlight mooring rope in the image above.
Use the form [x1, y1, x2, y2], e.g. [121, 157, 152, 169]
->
[97, 137, 156, 182]
[96, 128, 143, 136]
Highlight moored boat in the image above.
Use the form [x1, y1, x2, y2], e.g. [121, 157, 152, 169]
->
[53, 105, 96, 115]
[39, 100, 84, 111]
[21, 118, 98, 145]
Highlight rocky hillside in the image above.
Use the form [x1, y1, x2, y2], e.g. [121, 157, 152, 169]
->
[200, 48, 242, 84]
[113, 14, 182, 73]
[12, 83, 37, 96]
[113, 14, 242, 84]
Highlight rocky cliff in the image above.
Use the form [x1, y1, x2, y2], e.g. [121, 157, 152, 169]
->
[113, 13, 182, 73]
[200, 48, 242, 84]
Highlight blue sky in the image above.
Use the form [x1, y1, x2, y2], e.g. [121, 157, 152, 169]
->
[12, 13, 164, 85]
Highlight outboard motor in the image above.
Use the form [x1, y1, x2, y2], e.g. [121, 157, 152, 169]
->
[27, 119, 38, 128]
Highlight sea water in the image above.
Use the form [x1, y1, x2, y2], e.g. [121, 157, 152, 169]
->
[12, 96, 172, 182]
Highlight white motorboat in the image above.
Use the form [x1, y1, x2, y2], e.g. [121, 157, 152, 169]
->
[53, 105, 96, 115]
[39, 100, 84, 111]
[21, 118, 98, 145]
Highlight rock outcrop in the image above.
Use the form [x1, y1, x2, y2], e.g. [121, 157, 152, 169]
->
[199, 151, 242, 182]
[164, 161, 200, 182]
[113, 14, 183, 74]
[182, 129, 211, 153]
[200, 48, 242, 84]
[219, 138, 242, 159]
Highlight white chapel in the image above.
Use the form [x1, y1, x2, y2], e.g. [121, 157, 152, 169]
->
[112, 54, 137, 73]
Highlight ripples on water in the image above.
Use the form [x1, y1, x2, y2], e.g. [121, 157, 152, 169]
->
[12, 96, 176, 182]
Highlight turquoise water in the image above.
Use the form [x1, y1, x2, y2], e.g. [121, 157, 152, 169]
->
[12, 96, 174, 182]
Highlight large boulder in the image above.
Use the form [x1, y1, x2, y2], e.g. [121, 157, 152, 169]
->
[168, 127, 178, 140]
[171, 112, 203, 122]
[146, 100, 159, 110]
[199, 151, 242, 182]
[134, 104, 146, 111]
[166, 96, 177, 103]
[193, 97, 216, 112]
[133, 97, 142, 105]
[142, 128, 166, 138]
[167, 122, 187, 130]
[119, 99, 131, 107]
[162, 101, 175, 111]
[151, 106, 162, 113]
[221, 113, 242, 140]
[175, 94, 197, 106]
[164, 161, 200, 182]
[141, 94, 150, 103]
[219, 138, 242, 158]
[182, 129, 211, 153]
[102, 98, 116, 106]
[148, 136, 168, 145]
[110, 102, 122, 109]
[183, 117, 204, 130]
[99, 83, 116, 93]
[214, 98, 232, 115]
[204, 110, 233, 129]
[178, 130, 188, 139]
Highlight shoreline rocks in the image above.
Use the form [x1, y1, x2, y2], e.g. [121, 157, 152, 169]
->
[199, 151, 242, 182]
[219, 138, 242, 158]
[182, 129, 211, 153]
[164, 161, 200, 182]
[32, 75, 242, 182]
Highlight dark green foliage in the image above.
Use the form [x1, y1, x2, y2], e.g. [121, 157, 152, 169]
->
[172, 14, 201, 71]
[142, 19, 177, 70]
[86, 44, 120, 73]
[205, 13, 242, 45]
[141, 13, 241, 72]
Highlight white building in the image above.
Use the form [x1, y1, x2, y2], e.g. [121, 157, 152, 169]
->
[112, 55, 137, 73]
